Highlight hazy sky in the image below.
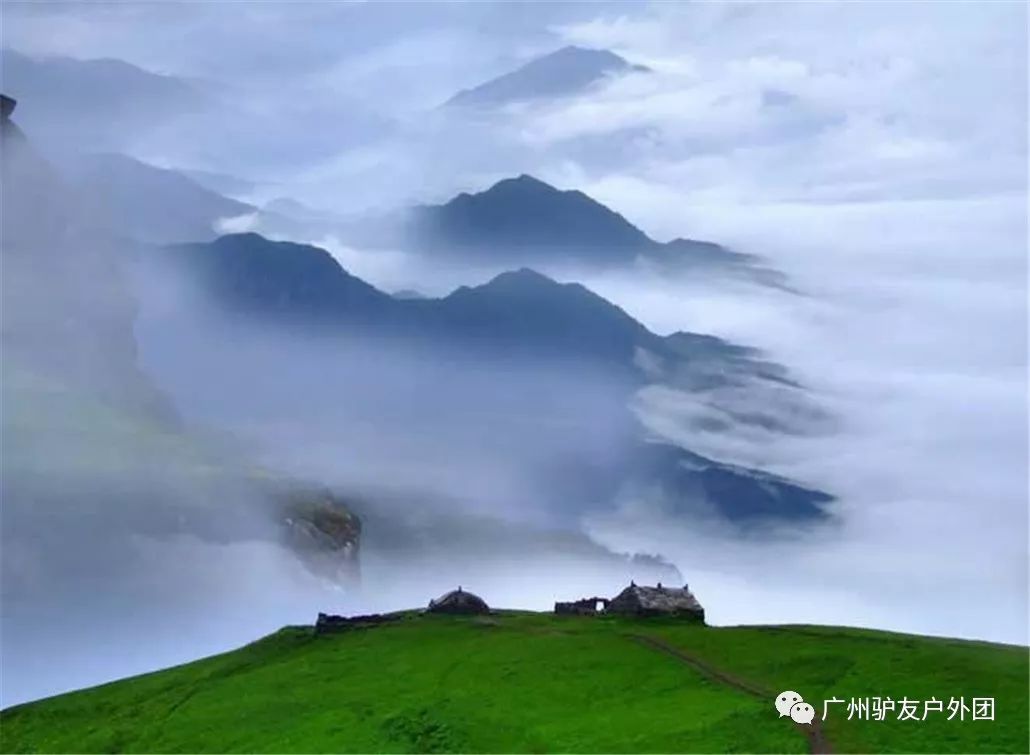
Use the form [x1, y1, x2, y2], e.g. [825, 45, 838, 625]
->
[6, 1, 1024, 212]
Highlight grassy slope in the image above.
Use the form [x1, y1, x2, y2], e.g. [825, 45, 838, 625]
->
[1, 613, 1025, 754]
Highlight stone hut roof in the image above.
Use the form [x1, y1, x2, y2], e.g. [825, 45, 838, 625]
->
[607, 582, 704, 620]
[426, 587, 490, 615]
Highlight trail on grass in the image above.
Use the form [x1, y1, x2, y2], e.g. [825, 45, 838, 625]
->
[630, 634, 834, 755]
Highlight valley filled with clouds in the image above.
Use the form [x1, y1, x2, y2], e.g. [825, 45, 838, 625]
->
[1, 0, 1026, 707]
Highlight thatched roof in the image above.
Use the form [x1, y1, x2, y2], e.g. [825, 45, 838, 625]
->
[427, 587, 490, 615]
[607, 583, 704, 619]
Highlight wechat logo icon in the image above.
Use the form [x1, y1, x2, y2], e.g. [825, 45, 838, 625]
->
[775, 690, 814, 725]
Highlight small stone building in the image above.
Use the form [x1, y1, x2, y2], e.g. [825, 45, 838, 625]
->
[315, 612, 399, 634]
[426, 587, 490, 615]
[554, 597, 609, 615]
[606, 582, 705, 622]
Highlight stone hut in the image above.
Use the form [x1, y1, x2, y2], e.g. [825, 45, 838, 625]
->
[426, 586, 490, 615]
[315, 612, 399, 634]
[606, 581, 705, 622]
[554, 597, 609, 615]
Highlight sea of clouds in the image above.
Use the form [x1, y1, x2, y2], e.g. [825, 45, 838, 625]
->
[1, 0, 1026, 708]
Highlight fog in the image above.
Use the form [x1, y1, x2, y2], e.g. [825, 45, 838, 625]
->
[2, 0, 1027, 710]
[583, 195, 1027, 644]
[277, 189, 1027, 645]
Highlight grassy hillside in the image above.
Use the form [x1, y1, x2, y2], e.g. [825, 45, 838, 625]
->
[1, 613, 1026, 754]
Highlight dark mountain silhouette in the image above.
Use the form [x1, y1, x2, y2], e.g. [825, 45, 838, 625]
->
[161, 235, 662, 368]
[165, 233, 392, 322]
[426, 268, 662, 368]
[391, 288, 429, 300]
[413, 174, 649, 262]
[446, 46, 649, 108]
[157, 233, 791, 386]
[148, 232, 832, 522]
[409, 174, 763, 272]
[68, 153, 255, 244]
[160, 236, 651, 369]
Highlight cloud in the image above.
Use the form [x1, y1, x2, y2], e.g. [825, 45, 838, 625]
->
[576, 190, 1027, 644]
[214, 211, 260, 234]
[538, 1, 1026, 208]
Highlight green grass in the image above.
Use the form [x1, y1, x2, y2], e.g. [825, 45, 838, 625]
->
[1, 613, 1025, 754]
[649, 622, 1029, 754]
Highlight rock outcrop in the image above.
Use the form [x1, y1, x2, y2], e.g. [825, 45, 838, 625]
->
[280, 488, 362, 584]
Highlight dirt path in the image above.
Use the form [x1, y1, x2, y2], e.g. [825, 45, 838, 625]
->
[630, 634, 834, 754]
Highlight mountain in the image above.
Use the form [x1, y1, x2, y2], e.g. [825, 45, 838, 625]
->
[67, 153, 255, 244]
[412, 175, 649, 262]
[3, 615, 1025, 753]
[446, 46, 649, 108]
[392, 288, 429, 300]
[62, 152, 344, 244]
[408, 174, 763, 273]
[427, 268, 656, 365]
[1, 99, 170, 416]
[163, 233, 392, 322]
[0, 49, 205, 153]
[2, 97, 364, 706]
[153, 232, 785, 393]
[1, 49, 200, 107]
[160, 235, 664, 368]
[144, 232, 832, 523]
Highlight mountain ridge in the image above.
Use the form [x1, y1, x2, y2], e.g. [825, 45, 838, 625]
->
[144, 231, 833, 523]
[68, 153, 255, 244]
[446, 45, 649, 108]
[1, 49, 206, 153]
[409, 173, 758, 271]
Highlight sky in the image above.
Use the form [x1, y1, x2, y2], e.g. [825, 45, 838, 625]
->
[1, 0, 1027, 702]
[4, 1, 1024, 211]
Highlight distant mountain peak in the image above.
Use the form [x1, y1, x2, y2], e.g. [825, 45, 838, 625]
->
[444, 268, 561, 302]
[414, 174, 652, 263]
[449, 173, 559, 204]
[166, 232, 390, 322]
[445, 45, 648, 108]
[409, 174, 768, 277]
[482, 267, 559, 289]
[496, 265, 552, 280]
[543, 45, 624, 62]
[545, 45, 650, 73]
[509, 173, 551, 187]
[212, 230, 264, 246]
